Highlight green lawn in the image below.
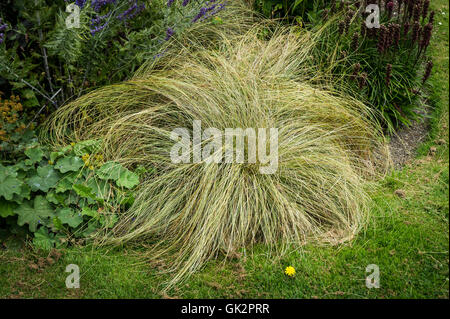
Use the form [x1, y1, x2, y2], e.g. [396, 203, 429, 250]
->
[0, 1, 448, 299]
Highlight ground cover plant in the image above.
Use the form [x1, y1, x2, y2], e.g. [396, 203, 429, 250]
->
[0, 0, 448, 298]
[256, 0, 437, 130]
[0, 0, 227, 112]
[0, 0, 237, 254]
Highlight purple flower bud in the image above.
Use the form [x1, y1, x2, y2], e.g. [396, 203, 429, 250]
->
[165, 27, 174, 41]
[351, 32, 359, 51]
[167, 0, 175, 7]
[385, 63, 392, 87]
[422, 0, 430, 21]
[429, 10, 435, 24]
[422, 60, 433, 83]
[387, 1, 394, 19]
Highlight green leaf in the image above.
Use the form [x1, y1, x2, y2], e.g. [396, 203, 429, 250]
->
[73, 140, 102, 156]
[0, 199, 17, 218]
[81, 206, 100, 220]
[11, 183, 31, 204]
[0, 165, 23, 200]
[57, 208, 83, 228]
[24, 147, 44, 165]
[17, 196, 55, 232]
[86, 178, 111, 200]
[46, 191, 65, 205]
[55, 172, 78, 193]
[96, 162, 122, 180]
[27, 166, 61, 192]
[117, 169, 139, 189]
[72, 184, 96, 200]
[53, 216, 63, 230]
[96, 162, 139, 189]
[33, 227, 57, 250]
[54, 156, 84, 173]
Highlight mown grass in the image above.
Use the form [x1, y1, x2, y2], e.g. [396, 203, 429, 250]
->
[0, 0, 448, 299]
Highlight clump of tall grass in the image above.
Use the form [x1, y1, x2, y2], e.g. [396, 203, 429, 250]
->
[45, 7, 389, 287]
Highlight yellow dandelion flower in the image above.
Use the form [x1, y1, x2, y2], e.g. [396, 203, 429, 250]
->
[285, 266, 296, 277]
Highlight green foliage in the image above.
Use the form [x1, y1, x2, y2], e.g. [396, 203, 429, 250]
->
[256, 1, 436, 129]
[309, 2, 434, 129]
[255, 0, 323, 22]
[0, 0, 228, 115]
[0, 139, 141, 250]
[0, 94, 38, 161]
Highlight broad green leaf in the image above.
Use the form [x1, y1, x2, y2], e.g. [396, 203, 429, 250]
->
[73, 184, 96, 200]
[0, 165, 23, 200]
[17, 196, 55, 232]
[73, 140, 102, 156]
[46, 191, 65, 205]
[86, 178, 111, 200]
[11, 183, 31, 204]
[53, 216, 63, 230]
[33, 227, 56, 250]
[81, 206, 100, 220]
[57, 208, 83, 228]
[55, 172, 78, 193]
[27, 166, 61, 192]
[54, 156, 84, 173]
[0, 199, 17, 218]
[96, 162, 123, 181]
[96, 162, 139, 189]
[24, 147, 44, 165]
[117, 169, 139, 189]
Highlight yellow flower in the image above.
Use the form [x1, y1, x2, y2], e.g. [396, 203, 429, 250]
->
[48, 160, 54, 165]
[70, 142, 76, 147]
[285, 266, 296, 277]
[89, 165, 94, 170]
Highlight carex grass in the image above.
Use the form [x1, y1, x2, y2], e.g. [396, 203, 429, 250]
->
[44, 5, 389, 289]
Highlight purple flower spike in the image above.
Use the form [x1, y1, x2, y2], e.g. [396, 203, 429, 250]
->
[165, 27, 175, 40]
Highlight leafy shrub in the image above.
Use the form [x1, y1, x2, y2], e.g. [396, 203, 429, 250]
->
[0, 138, 142, 250]
[0, 0, 227, 113]
[46, 19, 388, 286]
[0, 94, 38, 161]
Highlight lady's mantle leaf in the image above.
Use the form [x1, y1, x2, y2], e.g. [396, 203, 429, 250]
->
[17, 196, 55, 232]
[33, 227, 57, 251]
[96, 162, 139, 189]
[57, 208, 83, 228]
[0, 165, 23, 200]
[24, 147, 44, 165]
[54, 156, 84, 173]
[27, 166, 61, 192]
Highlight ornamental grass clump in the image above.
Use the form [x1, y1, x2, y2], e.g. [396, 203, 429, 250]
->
[45, 16, 388, 287]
